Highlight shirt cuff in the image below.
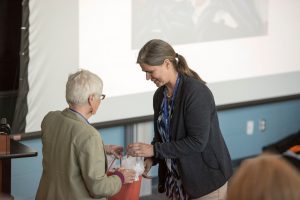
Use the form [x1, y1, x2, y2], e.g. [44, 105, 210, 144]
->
[112, 171, 125, 184]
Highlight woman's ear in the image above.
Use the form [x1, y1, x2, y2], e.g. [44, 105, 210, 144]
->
[164, 59, 171, 65]
[164, 59, 172, 69]
[88, 95, 93, 106]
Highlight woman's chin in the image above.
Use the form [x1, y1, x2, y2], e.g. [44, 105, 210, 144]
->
[155, 82, 163, 87]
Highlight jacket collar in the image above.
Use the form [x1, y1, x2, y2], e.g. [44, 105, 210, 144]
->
[62, 108, 90, 124]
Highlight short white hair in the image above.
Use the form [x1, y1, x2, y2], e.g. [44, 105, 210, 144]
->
[66, 69, 103, 105]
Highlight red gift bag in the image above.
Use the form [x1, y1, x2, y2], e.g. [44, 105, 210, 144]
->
[106, 156, 143, 200]
[108, 175, 142, 200]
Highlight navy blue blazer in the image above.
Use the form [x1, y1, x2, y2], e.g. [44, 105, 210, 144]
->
[152, 74, 233, 198]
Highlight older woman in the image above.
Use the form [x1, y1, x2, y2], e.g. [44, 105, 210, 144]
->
[36, 69, 135, 200]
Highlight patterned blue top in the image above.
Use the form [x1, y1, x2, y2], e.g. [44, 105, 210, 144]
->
[156, 76, 189, 200]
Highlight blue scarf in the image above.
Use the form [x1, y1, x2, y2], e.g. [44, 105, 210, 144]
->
[157, 75, 189, 200]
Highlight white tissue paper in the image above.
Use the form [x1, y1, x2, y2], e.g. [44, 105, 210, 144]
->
[121, 156, 144, 181]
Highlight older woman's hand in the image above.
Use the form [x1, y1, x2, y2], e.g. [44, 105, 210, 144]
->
[127, 142, 154, 157]
[105, 145, 123, 159]
[117, 168, 136, 184]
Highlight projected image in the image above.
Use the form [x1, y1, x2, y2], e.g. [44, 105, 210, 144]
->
[132, 0, 268, 49]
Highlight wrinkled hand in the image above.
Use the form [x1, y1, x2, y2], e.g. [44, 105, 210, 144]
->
[142, 158, 153, 179]
[117, 168, 136, 184]
[105, 145, 123, 159]
[127, 142, 154, 157]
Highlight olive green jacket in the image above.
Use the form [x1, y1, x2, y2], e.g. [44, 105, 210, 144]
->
[36, 109, 121, 200]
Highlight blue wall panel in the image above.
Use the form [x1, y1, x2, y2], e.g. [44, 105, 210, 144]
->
[219, 99, 300, 160]
[99, 126, 125, 147]
[11, 139, 42, 200]
[10, 99, 300, 199]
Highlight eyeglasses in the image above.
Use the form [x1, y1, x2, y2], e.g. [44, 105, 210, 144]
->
[100, 94, 106, 100]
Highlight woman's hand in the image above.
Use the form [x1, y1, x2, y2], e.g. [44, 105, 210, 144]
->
[127, 142, 154, 157]
[105, 145, 123, 159]
[142, 158, 153, 179]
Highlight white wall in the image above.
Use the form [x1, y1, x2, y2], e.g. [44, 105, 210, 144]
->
[26, 0, 79, 132]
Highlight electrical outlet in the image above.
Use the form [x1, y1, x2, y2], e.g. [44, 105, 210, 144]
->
[259, 119, 266, 132]
[246, 120, 254, 135]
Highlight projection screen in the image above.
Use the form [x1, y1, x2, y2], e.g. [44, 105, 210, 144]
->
[25, 0, 300, 133]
